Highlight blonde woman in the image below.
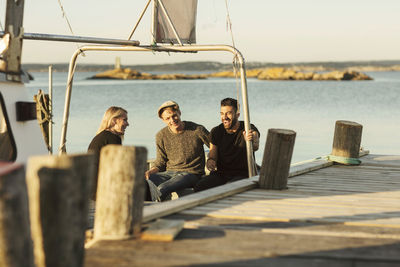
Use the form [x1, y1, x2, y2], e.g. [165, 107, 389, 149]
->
[88, 106, 129, 199]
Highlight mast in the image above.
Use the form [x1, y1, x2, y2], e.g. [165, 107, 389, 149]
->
[1, 0, 25, 82]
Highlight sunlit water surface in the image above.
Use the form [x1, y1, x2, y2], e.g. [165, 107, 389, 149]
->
[27, 71, 400, 164]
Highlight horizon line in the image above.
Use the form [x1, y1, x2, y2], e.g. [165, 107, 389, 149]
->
[21, 59, 400, 65]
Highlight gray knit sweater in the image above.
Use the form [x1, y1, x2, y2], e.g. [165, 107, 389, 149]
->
[153, 121, 210, 175]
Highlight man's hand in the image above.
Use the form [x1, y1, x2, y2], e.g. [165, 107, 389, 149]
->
[207, 143, 218, 171]
[206, 158, 217, 171]
[145, 167, 159, 179]
[243, 130, 254, 141]
[243, 130, 259, 151]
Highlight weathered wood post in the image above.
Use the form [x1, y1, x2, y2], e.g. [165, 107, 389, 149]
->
[259, 129, 296, 189]
[0, 163, 34, 267]
[330, 120, 363, 165]
[26, 153, 96, 267]
[94, 145, 147, 240]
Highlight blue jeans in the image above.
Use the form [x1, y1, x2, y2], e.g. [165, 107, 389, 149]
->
[148, 171, 200, 201]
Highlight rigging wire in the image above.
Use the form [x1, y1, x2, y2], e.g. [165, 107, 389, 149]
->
[57, 0, 75, 36]
[224, 0, 240, 108]
[127, 0, 152, 40]
[56, 0, 85, 55]
[224, 0, 236, 49]
[225, 0, 257, 175]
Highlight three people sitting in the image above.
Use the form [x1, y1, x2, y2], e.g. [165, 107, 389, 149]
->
[89, 98, 259, 202]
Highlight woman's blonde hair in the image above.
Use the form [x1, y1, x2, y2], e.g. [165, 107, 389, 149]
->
[96, 106, 128, 135]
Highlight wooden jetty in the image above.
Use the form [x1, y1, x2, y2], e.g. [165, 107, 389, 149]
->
[84, 153, 400, 266]
[2, 121, 399, 267]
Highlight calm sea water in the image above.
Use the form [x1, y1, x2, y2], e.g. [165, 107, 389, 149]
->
[26, 71, 400, 164]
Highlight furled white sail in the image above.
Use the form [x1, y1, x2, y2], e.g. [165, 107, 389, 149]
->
[153, 0, 197, 44]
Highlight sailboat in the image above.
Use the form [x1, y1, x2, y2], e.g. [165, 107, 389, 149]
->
[0, 0, 47, 163]
[0, 0, 256, 176]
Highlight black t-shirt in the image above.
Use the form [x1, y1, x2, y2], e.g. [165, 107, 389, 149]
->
[211, 121, 259, 178]
[87, 130, 122, 200]
[88, 130, 122, 156]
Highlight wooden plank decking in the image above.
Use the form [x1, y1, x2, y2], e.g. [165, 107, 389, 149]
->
[85, 154, 400, 266]
[179, 164, 400, 228]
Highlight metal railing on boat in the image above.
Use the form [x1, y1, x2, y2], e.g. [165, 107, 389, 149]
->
[57, 44, 257, 178]
[0, 31, 141, 46]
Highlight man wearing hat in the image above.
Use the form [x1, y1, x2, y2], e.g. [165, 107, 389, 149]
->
[145, 100, 210, 201]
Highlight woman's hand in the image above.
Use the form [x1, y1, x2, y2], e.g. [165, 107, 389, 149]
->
[145, 167, 159, 179]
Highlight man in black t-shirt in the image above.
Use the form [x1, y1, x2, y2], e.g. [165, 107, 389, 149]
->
[194, 98, 260, 192]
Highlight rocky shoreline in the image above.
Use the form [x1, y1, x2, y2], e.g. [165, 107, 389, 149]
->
[88, 67, 372, 81]
[88, 68, 207, 80]
[209, 68, 373, 81]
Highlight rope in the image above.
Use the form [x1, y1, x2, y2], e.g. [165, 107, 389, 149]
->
[233, 58, 240, 111]
[291, 154, 361, 166]
[328, 155, 361, 165]
[35, 90, 51, 124]
[35, 90, 52, 152]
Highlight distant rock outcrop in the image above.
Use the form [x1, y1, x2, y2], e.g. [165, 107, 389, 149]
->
[89, 67, 372, 81]
[208, 68, 263, 78]
[311, 70, 373, 81]
[209, 67, 373, 81]
[257, 68, 314, 80]
[88, 68, 207, 80]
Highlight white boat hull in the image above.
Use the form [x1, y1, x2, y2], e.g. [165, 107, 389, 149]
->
[0, 81, 48, 163]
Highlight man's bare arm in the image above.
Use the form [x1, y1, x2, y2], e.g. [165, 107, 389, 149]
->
[244, 130, 260, 151]
[206, 143, 218, 171]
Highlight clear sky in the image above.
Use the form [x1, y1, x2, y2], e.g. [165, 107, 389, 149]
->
[5, 0, 400, 65]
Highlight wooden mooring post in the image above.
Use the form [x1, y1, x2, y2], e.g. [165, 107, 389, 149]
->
[26, 153, 96, 267]
[330, 120, 363, 165]
[0, 163, 34, 267]
[94, 145, 147, 240]
[259, 129, 296, 190]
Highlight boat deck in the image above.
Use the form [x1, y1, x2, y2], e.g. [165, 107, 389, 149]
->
[85, 154, 400, 266]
